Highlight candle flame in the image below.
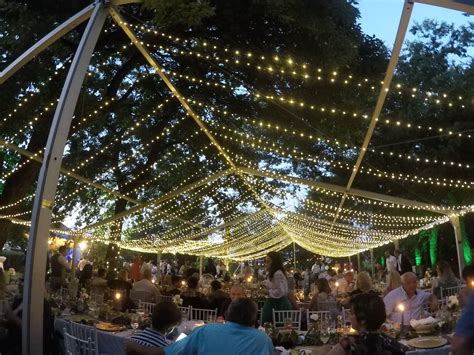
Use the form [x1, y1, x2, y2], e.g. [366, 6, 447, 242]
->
[115, 292, 121, 300]
[398, 304, 404, 312]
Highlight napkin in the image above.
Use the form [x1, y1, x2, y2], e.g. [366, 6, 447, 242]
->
[274, 346, 291, 355]
[410, 316, 437, 328]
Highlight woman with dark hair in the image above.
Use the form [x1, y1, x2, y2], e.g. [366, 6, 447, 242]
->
[261, 251, 292, 323]
[327, 293, 407, 355]
[309, 278, 336, 311]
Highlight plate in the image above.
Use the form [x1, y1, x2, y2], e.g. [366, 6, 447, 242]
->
[95, 322, 126, 332]
[407, 337, 447, 349]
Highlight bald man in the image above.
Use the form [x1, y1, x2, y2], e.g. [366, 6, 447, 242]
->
[219, 284, 246, 318]
[383, 272, 437, 325]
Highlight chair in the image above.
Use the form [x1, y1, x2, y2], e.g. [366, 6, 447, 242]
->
[440, 286, 460, 298]
[59, 287, 71, 299]
[273, 309, 302, 331]
[179, 306, 191, 321]
[130, 289, 157, 304]
[190, 307, 217, 322]
[307, 310, 331, 324]
[68, 322, 98, 355]
[89, 291, 104, 305]
[159, 295, 173, 302]
[64, 329, 95, 355]
[342, 308, 352, 325]
[138, 300, 155, 315]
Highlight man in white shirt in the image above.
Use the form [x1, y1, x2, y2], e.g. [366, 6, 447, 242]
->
[384, 272, 437, 325]
[140, 259, 153, 275]
[131, 269, 160, 303]
[336, 271, 354, 294]
[385, 250, 397, 273]
[311, 261, 320, 275]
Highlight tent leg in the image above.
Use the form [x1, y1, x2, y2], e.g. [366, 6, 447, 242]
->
[451, 215, 465, 278]
[370, 248, 375, 277]
[72, 235, 79, 274]
[394, 239, 400, 250]
[357, 253, 361, 273]
[21, 4, 107, 355]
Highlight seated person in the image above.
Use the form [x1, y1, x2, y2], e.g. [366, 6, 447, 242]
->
[131, 301, 181, 348]
[208, 280, 229, 312]
[382, 270, 402, 297]
[219, 284, 245, 318]
[181, 276, 208, 309]
[459, 265, 474, 308]
[125, 298, 274, 355]
[335, 271, 354, 295]
[326, 293, 407, 355]
[341, 272, 375, 306]
[161, 275, 182, 296]
[309, 278, 336, 311]
[131, 269, 161, 303]
[383, 272, 437, 326]
[432, 261, 459, 298]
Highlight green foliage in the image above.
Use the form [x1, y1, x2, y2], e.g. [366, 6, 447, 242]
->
[143, 0, 215, 28]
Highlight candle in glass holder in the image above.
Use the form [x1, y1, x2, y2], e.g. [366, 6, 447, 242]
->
[335, 281, 339, 296]
[471, 280, 474, 288]
[115, 292, 121, 300]
[398, 304, 405, 328]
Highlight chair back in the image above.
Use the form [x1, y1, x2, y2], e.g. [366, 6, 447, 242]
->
[273, 309, 302, 330]
[68, 322, 98, 355]
[440, 286, 460, 299]
[89, 291, 104, 305]
[59, 287, 72, 300]
[190, 307, 217, 322]
[342, 308, 352, 325]
[179, 306, 191, 321]
[63, 328, 95, 355]
[159, 295, 173, 302]
[130, 289, 156, 304]
[138, 300, 155, 315]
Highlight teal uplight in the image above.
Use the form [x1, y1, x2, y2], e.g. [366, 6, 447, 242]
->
[429, 229, 438, 268]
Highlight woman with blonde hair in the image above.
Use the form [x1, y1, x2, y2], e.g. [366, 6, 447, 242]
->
[383, 270, 402, 297]
[342, 272, 374, 306]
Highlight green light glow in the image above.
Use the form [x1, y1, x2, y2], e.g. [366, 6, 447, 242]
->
[429, 229, 438, 268]
[381, 256, 385, 268]
[461, 218, 472, 265]
[415, 246, 422, 267]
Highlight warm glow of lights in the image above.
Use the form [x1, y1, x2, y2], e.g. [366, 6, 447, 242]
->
[398, 304, 404, 312]
[79, 241, 87, 251]
[115, 292, 121, 300]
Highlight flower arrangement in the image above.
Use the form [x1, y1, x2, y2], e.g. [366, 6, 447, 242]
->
[79, 288, 89, 302]
[172, 294, 183, 306]
[447, 295, 459, 311]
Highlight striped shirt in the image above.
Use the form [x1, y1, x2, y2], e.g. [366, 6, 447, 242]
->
[131, 327, 169, 348]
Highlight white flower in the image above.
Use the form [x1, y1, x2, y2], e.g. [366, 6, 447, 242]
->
[448, 295, 459, 307]
[310, 314, 319, 321]
[172, 295, 183, 306]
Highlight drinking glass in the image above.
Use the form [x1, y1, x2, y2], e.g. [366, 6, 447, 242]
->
[131, 314, 140, 334]
[320, 329, 330, 344]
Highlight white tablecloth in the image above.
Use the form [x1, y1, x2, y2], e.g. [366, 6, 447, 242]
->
[55, 317, 133, 355]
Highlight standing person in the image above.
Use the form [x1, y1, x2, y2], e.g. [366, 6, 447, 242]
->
[384, 250, 397, 273]
[141, 259, 153, 275]
[395, 250, 412, 275]
[130, 256, 142, 282]
[452, 294, 474, 355]
[261, 251, 291, 323]
[50, 245, 70, 292]
[311, 259, 320, 281]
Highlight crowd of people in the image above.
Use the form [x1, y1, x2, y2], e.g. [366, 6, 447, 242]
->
[3, 246, 474, 354]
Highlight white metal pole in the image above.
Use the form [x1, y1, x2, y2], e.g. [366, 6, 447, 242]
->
[71, 235, 79, 275]
[21, 3, 107, 354]
[370, 248, 375, 278]
[293, 242, 296, 270]
[450, 215, 466, 278]
[156, 251, 162, 279]
[357, 253, 361, 273]
[394, 239, 400, 250]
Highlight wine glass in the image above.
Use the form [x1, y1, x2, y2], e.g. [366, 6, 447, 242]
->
[131, 314, 140, 334]
[320, 329, 330, 344]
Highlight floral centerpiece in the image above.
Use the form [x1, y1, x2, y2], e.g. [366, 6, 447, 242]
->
[447, 295, 459, 311]
[172, 294, 183, 306]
